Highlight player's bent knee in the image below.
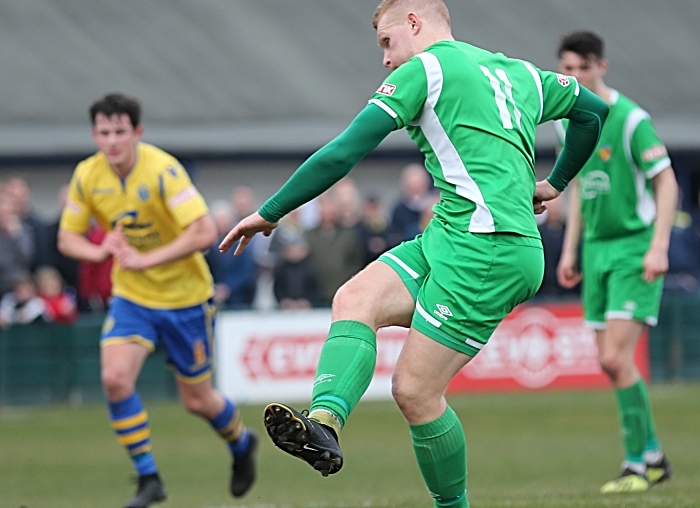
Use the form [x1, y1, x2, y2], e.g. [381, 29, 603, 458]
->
[332, 277, 376, 320]
[180, 388, 219, 416]
[392, 375, 430, 420]
[181, 395, 208, 415]
[333, 279, 362, 311]
[598, 354, 625, 380]
[332, 263, 413, 329]
[101, 369, 136, 400]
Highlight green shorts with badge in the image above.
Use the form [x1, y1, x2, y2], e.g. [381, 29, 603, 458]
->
[581, 229, 663, 329]
[378, 217, 544, 357]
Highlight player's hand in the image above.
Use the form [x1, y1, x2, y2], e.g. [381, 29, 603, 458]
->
[102, 224, 129, 257]
[115, 245, 152, 271]
[219, 212, 278, 256]
[533, 179, 561, 215]
[643, 245, 669, 282]
[556, 250, 582, 289]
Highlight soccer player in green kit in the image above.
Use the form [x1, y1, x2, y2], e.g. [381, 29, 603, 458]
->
[220, 2, 608, 506]
[555, 31, 677, 494]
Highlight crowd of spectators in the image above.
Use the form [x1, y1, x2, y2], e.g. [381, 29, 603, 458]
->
[205, 164, 440, 310]
[0, 177, 110, 327]
[2, 163, 700, 323]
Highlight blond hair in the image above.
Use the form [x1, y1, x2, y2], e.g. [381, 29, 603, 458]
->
[373, 0, 451, 30]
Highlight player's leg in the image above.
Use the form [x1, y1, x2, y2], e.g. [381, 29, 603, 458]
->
[177, 377, 258, 497]
[597, 319, 649, 479]
[100, 297, 166, 508]
[394, 224, 544, 508]
[162, 300, 257, 498]
[309, 259, 416, 426]
[264, 248, 418, 475]
[592, 236, 669, 493]
[393, 328, 473, 508]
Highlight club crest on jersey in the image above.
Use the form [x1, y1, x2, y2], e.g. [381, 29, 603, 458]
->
[556, 74, 570, 87]
[376, 83, 396, 96]
[598, 145, 612, 162]
[138, 184, 150, 201]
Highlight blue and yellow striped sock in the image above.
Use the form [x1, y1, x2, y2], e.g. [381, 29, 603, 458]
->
[109, 392, 157, 476]
[209, 398, 250, 458]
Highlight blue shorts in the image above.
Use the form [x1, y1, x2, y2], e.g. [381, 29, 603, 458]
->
[101, 296, 216, 383]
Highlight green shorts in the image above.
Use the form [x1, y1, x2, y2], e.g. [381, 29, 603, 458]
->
[378, 218, 544, 357]
[581, 229, 663, 329]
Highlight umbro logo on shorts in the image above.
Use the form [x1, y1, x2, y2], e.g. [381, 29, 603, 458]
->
[434, 304, 453, 321]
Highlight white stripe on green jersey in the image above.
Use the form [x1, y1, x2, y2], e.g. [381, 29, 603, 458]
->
[369, 40, 579, 238]
[555, 89, 672, 241]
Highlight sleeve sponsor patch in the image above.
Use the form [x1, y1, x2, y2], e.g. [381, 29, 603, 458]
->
[556, 74, 570, 87]
[642, 145, 668, 162]
[376, 83, 396, 96]
[65, 198, 82, 215]
[168, 185, 199, 208]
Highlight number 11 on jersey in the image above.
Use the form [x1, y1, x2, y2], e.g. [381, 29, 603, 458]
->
[480, 66, 522, 131]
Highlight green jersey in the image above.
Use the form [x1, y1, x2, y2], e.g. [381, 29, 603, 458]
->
[369, 40, 580, 238]
[556, 90, 671, 241]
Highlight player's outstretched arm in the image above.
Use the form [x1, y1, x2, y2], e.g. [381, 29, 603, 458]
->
[254, 104, 397, 225]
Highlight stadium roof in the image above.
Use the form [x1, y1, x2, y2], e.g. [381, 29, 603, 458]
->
[1, 0, 699, 158]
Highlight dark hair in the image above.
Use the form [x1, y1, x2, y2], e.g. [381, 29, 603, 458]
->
[89, 93, 141, 128]
[558, 31, 604, 61]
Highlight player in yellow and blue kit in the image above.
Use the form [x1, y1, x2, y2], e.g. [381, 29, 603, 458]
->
[58, 93, 257, 508]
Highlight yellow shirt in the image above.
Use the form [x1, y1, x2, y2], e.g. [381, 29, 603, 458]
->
[60, 143, 214, 309]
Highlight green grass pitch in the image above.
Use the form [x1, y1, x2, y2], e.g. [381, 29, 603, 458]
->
[1, 383, 698, 507]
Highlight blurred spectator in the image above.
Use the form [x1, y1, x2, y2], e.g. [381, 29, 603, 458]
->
[356, 194, 390, 266]
[0, 196, 35, 297]
[77, 222, 113, 312]
[268, 208, 307, 257]
[537, 194, 579, 297]
[403, 192, 440, 240]
[305, 193, 364, 306]
[231, 185, 256, 221]
[273, 235, 319, 309]
[35, 265, 78, 324]
[205, 199, 257, 309]
[40, 184, 80, 291]
[254, 208, 309, 310]
[333, 178, 364, 229]
[0, 274, 45, 328]
[387, 163, 435, 247]
[5, 176, 45, 271]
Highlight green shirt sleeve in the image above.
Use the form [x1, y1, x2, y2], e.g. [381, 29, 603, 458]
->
[547, 86, 609, 192]
[258, 104, 397, 223]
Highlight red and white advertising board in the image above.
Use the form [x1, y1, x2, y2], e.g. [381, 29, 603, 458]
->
[448, 302, 649, 392]
[215, 303, 648, 404]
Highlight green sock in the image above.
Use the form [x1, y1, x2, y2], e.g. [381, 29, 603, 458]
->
[310, 320, 377, 428]
[638, 379, 661, 454]
[615, 381, 647, 463]
[410, 406, 469, 508]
